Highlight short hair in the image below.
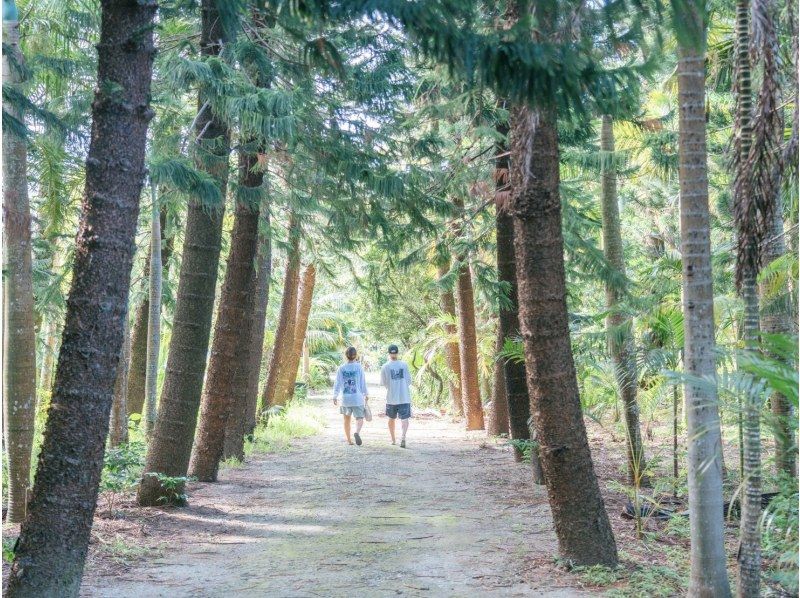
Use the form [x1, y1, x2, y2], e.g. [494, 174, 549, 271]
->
[345, 346, 357, 361]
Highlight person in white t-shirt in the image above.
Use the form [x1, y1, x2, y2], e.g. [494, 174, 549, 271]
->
[380, 344, 412, 448]
[332, 346, 369, 446]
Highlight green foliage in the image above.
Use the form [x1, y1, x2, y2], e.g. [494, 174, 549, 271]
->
[761, 475, 799, 595]
[99, 441, 145, 516]
[246, 401, 326, 455]
[605, 564, 686, 597]
[574, 564, 620, 586]
[3, 536, 16, 564]
[141, 473, 195, 507]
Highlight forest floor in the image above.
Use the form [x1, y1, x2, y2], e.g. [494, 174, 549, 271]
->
[74, 376, 584, 597]
[5, 375, 768, 597]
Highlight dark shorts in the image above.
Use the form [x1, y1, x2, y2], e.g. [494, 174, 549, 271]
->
[386, 403, 411, 420]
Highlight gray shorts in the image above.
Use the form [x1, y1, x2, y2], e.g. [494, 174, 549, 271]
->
[339, 405, 365, 419]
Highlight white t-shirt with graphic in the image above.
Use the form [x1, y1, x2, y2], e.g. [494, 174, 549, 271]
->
[380, 359, 412, 405]
[333, 361, 367, 407]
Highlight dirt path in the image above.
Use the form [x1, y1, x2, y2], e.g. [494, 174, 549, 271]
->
[81, 377, 581, 597]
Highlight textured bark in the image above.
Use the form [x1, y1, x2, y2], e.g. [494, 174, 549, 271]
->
[454, 263, 485, 430]
[7, 1, 156, 593]
[437, 262, 464, 418]
[137, 0, 231, 506]
[2, 16, 37, 524]
[143, 182, 162, 437]
[677, 22, 732, 595]
[277, 263, 317, 404]
[243, 202, 272, 436]
[452, 200, 485, 431]
[110, 315, 131, 447]
[260, 217, 301, 413]
[600, 115, 646, 484]
[190, 159, 261, 480]
[757, 11, 796, 479]
[126, 287, 149, 416]
[495, 130, 533, 463]
[38, 318, 58, 397]
[127, 206, 171, 416]
[737, 273, 761, 598]
[509, 101, 617, 566]
[732, 3, 761, 593]
[222, 156, 269, 461]
[487, 329, 510, 436]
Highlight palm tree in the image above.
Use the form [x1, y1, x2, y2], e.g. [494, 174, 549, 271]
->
[137, 0, 232, 507]
[674, 0, 732, 591]
[2, 5, 38, 524]
[7, 0, 157, 592]
[732, 0, 762, 593]
[599, 115, 646, 484]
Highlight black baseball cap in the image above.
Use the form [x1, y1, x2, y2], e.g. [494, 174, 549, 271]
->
[388, 344, 399, 354]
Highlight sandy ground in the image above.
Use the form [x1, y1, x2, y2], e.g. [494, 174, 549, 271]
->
[78, 376, 582, 598]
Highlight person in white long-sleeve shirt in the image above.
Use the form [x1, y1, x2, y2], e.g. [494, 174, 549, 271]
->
[380, 344, 412, 448]
[332, 346, 369, 446]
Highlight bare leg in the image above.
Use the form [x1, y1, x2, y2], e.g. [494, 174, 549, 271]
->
[343, 414, 353, 444]
[401, 418, 409, 442]
[388, 418, 396, 444]
[355, 418, 364, 434]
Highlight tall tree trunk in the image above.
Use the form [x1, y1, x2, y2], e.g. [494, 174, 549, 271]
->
[737, 274, 761, 598]
[190, 156, 261, 481]
[732, 0, 762, 592]
[143, 181, 162, 437]
[127, 206, 171, 416]
[495, 127, 533, 464]
[7, 1, 156, 593]
[2, 11, 38, 524]
[509, 100, 617, 566]
[757, 0, 796, 480]
[137, 0, 231, 506]
[269, 249, 311, 409]
[222, 153, 266, 461]
[110, 314, 131, 447]
[260, 217, 301, 413]
[761, 203, 796, 478]
[38, 318, 57, 397]
[676, 5, 732, 591]
[437, 262, 464, 418]
[452, 202, 485, 431]
[277, 263, 317, 405]
[487, 329, 510, 436]
[600, 115, 646, 485]
[243, 199, 272, 436]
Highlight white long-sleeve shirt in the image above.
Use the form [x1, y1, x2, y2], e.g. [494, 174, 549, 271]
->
[381, 359, 411, 405]
[332, 361, 368, 406]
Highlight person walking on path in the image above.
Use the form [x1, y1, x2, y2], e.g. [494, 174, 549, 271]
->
[381, 344, 412, 448]
[332, 346, 369, 446]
